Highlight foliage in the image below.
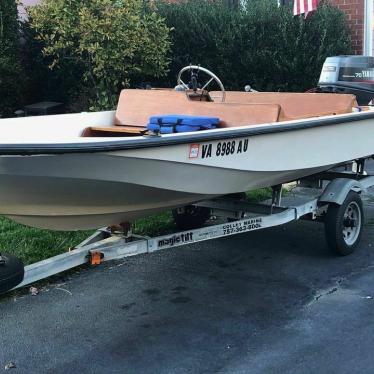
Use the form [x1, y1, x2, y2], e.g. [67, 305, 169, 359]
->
[29, 0, 171, 110]
[20, 22, 84, 108]
[155, 0, 351, 92]
[0, 0, 23, 117]
[0, 217, 92, 265]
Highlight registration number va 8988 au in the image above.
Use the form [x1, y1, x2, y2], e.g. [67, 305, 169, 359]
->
[201, 138, 249, 159]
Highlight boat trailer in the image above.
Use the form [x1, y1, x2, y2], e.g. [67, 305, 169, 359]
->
[1, 159, 373, 295]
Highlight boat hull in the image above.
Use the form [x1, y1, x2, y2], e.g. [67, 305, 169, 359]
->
[0, 110, 374, 230]
[0, 152, 336, 230]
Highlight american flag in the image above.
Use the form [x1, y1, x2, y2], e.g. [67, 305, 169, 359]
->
[293, 0, 319, 16]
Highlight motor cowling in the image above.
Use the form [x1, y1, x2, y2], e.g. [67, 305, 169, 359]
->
[318, 55, 374, 105]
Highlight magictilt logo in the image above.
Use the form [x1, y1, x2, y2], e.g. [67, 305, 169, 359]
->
[158, 232, 193, 248]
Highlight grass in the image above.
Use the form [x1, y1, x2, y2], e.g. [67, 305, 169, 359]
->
[0, 212, 176, 265]
[246, 187, 273, 202]
[0, 188, 274, 265]
[133, 211, 175, 236]
[0, 218, 92, 265]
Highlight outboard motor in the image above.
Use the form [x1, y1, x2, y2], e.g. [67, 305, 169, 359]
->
[318, 56, 374, 105]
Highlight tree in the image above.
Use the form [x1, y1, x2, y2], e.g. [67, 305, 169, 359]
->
[29, 0, 171, 110]
[156, 0, 351, 92]
[0, 0, 23, 117]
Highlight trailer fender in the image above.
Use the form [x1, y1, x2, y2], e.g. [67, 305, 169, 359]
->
[319, 178, 362, 206]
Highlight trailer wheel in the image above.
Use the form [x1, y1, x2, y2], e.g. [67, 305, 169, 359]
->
[325, 191, 364, 256]
[172, 206, 211, 230]
[0, 253, 24, 294]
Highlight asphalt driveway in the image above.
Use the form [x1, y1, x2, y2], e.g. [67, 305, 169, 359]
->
[1, 190, 374, 373]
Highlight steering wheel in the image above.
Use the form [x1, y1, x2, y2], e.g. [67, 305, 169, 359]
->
[177, 65, 226, 102]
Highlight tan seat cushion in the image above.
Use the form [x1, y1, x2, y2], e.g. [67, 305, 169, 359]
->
[210, 92, 357, 121]
[115, 89, 280, 128]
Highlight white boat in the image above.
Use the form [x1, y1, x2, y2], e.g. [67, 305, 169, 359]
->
[0, 66, 373, 230]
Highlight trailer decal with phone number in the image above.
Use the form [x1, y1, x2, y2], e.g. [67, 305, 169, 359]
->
[222, 218, 262, 235]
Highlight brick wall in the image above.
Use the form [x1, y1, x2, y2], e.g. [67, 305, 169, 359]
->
[328, 0, 365, 54]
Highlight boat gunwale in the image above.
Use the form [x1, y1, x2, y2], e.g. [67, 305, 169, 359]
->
[0, 110, 373, 155]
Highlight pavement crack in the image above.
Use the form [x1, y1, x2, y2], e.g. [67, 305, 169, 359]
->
[307, 263, 374, 307]
[314, 286, 338, 302]
[308, 286, 340, 306]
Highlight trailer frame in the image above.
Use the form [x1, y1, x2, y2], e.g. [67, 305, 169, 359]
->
[7, 158, 374, 292]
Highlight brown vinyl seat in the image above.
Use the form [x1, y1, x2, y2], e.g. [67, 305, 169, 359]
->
[210, 91, 357, 121]
[113, 89, 281, 127]
[82, 89, 282, 136]
[82, 90, 357, 137]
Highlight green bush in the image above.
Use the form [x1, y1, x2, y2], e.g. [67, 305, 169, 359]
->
[155, 0, 351, 92]
[21, 21, 86, 109]
[29, 0, 171, 110]
[0, 0, 23, 117]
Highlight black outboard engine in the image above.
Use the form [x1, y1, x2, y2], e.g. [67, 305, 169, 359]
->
[318, 56, 374, 105]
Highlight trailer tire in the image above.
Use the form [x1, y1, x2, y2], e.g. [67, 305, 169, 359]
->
[325, 191, 364, 256]
[0, 253, 24, 294]
[172, 206, 211, 230]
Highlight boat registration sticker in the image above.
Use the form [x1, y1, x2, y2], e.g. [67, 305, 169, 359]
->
[189, 144, 200, 158]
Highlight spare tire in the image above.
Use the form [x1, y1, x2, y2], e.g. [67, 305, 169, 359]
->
[0, 253, 24, 294]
